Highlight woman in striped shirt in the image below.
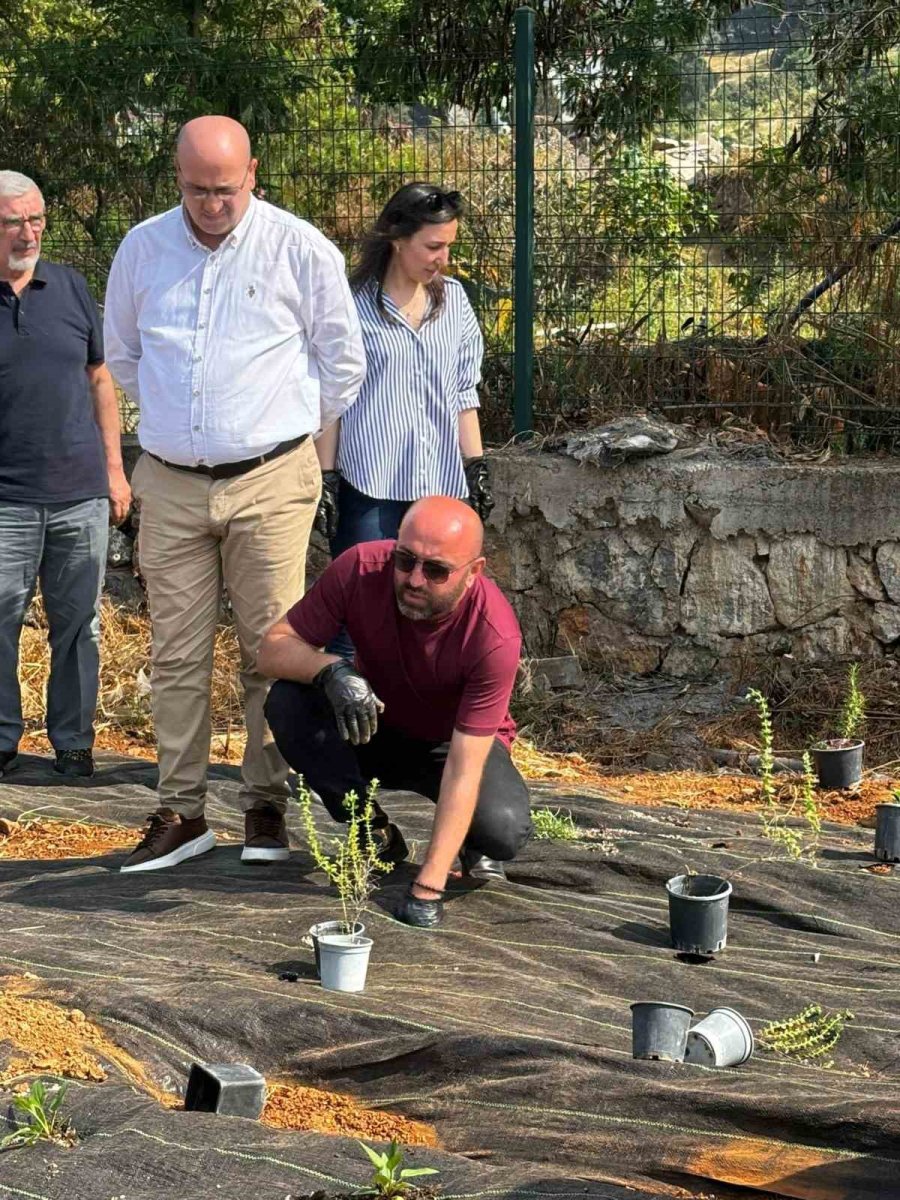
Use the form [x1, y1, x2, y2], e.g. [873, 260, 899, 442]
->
[314, 182, 493, 576]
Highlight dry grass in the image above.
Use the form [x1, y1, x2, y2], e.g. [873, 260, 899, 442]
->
[20, 596, 245, 763]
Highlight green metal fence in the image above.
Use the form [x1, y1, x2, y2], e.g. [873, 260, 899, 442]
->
[3, 9, 900, 452]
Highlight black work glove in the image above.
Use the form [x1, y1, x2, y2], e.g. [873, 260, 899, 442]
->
[314, 659, 383, 745]
[314, 469, 341, 541]
[464, 456, 494, 523]
[395, 885, 445, 928]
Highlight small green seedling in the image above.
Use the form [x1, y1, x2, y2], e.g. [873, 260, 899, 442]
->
[746, 690, 820, 860]
[357, 1138, 439, 1197]
[531, 806, 578, 841]
[297, 778, 391, 931]
[1, 1079, 75, 1149]
[760, 1003, 853, 1066]
[838, 662, 866, 742]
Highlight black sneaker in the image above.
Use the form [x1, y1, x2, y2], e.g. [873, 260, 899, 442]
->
[54, 749, 94, 778]
[0, 749, 20, 777]
[459, 843, 507, 881]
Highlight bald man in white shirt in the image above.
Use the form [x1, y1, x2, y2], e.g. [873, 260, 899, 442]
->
[104, 116, 366, 874]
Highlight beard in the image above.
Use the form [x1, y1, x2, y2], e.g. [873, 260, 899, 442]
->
[8, 248, 39, 271]
[394, 573, 469, 621]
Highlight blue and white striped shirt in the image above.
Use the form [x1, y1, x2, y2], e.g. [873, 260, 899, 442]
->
[337, 275, 484, 501]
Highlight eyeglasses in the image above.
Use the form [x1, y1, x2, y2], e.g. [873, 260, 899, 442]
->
[392, 547, 479, 584]
[178, 162, 251, 202]
[418, 189, 462, 214]
[0, 213, 46, 233]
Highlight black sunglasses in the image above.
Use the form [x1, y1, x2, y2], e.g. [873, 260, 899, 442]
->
[392, 547, 478, 584]
[418, 189, 462, 214]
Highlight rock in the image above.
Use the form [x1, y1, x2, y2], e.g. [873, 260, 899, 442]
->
[876, 542, 900, 604]
[847, 551, 886, 602]
[793, 617, 880, 661]
[558, 528, 677, 636]
[555, 606, 664, 674]
[530, 656, 585, 690]
[766, 537, 849, 627]
[870, 603, 900, 644]
[660, 639, 719, 679]
[652, 136, 681, 151]
[681, 535, 776, 637]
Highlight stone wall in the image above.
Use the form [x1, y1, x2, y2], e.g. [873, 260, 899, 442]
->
[485, 445, 900, 677]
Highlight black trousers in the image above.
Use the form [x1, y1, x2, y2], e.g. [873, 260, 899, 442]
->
[265, 680, 533, 861]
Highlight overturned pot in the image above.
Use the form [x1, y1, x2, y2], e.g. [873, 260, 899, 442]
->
[631, 1001, 693, 1063]
[685, 1007, 754, 1068]
[666, 874, 731, 956]
[812, 740, 864, 791]
[318, 933, 373, 993]
[874, 803, 900, 863]
[309, 920, 365, 977]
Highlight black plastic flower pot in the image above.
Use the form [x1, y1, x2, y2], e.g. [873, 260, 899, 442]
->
[874, 803, 900, 862]
[184, 1062, 266, 1119]
[630, 1002, 694, 1062]
[666, 874, 731, 955]
[812, 740, 864, 790]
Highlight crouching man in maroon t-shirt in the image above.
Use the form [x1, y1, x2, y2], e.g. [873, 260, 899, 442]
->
[258, 495, 532, 927]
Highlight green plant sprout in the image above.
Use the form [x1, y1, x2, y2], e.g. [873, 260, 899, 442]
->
[760, 1004, 853, 1066]
[357, 1139, 439, 1198]
[746, 690, 820, 860]
[746, 689, 776, 807]
[838, 662, 866, 742]
[531, 806, 578, 841]
[297, 778, 391, 931]
[1, 1080, 75, 1149]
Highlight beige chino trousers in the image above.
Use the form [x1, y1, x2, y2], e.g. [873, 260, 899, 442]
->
[130, 439, 320, 818]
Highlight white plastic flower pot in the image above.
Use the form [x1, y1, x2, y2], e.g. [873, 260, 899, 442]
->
[318, 933, 373, 993]
[685, 1007, 754, 1068]
[309, 920, 365, 976]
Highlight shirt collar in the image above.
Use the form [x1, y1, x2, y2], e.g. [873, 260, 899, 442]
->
[180, 192, 257, 252]
[0, 258, 47, 295]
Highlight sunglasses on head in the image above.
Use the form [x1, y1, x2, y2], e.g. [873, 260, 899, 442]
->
[392, 547, 477, 584]
[418, 189, 462, 214]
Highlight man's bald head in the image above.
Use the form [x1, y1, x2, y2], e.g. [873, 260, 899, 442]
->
[394, 497, 486, 622]
[399, 496, 484, 561]
[176, 116, 252, 168]
[175, 116, 257, 249]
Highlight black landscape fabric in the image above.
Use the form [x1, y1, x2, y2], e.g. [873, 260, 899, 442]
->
[0, 753, 898, 1200]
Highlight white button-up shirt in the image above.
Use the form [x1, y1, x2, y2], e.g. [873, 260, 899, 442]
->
[103, 195, 365, 466]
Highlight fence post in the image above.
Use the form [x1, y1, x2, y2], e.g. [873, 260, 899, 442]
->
[513, 5, 535, 437]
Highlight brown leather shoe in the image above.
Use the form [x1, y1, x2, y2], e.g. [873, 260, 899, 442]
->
[241, 805, 289, 863]
[120, 809, 216, 874]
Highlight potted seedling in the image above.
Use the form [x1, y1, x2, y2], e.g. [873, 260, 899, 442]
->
[812, 662, 865, 790]
[874, 788, 900, 862]
[297, 779, 390, 992]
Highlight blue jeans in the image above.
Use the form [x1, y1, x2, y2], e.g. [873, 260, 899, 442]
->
[0, 497, 108, 752]
[327, 480, 411, 660]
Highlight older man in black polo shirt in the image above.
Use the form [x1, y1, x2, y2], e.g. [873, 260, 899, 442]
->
[0, 170, 131, 778]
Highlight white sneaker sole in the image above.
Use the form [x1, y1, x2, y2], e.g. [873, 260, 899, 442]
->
[241, 844, 290, 863]
[120, 830, 217, 873]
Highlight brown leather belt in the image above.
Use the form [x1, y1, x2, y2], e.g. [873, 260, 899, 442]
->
[149, 434, 308, 481]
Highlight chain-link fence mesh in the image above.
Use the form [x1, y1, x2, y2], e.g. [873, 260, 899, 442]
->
[2, 13, 899, 451]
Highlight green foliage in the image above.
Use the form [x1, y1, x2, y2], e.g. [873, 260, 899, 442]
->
[747, 690, 820, 861]
[297, 778, 390, 930]
[1, 1080, 74, 1149]
[745, 689, 776, 807]
[839, 662, 866, 742]
[357, 1139, 439, 1198]
[760, 1004, 854, 1065]
[531, 807, 578, 841]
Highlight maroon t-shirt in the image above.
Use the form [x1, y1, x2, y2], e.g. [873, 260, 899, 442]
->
[286, 540, 521, 747]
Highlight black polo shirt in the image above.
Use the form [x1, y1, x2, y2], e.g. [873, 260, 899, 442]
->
[0, 259, 108, 504]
